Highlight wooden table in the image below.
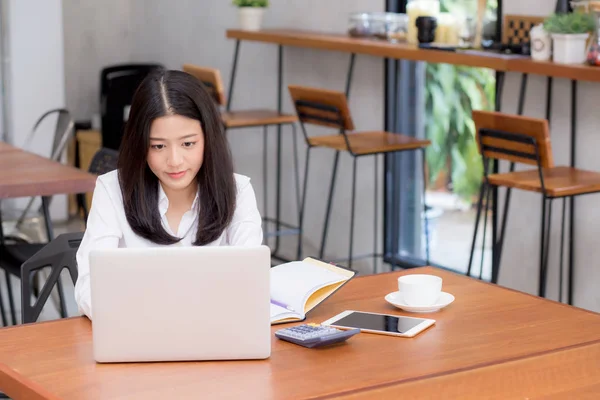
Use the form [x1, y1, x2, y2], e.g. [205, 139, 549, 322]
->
[338, 342, 600, 399]
[1, 267, 599, 399]
[0, 142, 96, 199]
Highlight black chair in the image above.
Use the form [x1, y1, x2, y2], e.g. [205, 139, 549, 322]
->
[100, 64, 163, 150]
[0, 235, 41, 326]
[20, 232, 82, 324]
[76, 147, 119, 221]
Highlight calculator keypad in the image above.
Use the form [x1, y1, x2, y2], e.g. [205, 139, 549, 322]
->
[275, 323, 360, 348]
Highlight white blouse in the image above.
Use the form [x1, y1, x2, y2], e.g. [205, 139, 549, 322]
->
[74, 170, 263, 319]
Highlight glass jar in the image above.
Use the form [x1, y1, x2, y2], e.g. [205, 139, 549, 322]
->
[348, 12, 375, 38]
[406, 0, 440, 44]
[372, 13, 409, 42]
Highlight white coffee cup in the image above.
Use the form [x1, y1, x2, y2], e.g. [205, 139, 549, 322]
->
[397, 274, 442, 306]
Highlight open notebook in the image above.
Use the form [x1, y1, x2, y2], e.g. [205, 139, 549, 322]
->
[270, 258, 356, 324]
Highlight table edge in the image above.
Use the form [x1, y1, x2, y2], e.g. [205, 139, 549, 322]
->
[0, 362, 61, 400]
[314, 338, 600, 400]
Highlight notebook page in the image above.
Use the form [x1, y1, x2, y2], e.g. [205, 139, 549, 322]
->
[270, 261, 347, 315]
[303, 258, 355, 279]
[270, 303, 301, 322]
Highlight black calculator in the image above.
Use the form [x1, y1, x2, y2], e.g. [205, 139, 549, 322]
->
[275, 323, 360, 348]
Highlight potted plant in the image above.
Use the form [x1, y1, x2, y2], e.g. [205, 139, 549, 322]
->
[544, 11, 596, 64]
[233, 0, 269, 31]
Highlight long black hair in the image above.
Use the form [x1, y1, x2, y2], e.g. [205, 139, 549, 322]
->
[117, 69, 236, 245]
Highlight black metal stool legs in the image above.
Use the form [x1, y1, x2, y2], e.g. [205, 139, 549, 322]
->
[262, 125, 269, 238]
[421, 148, 430, 265]
[0, 209, 11, 326]
[298, 146, 312, 261]
[319, 151, 340, 260]
[42, 196, 68, 319]
[559, 197, 567, 303]
[0, 282, 6, 326]
[492, 184, 513, 284]
[373, 155, 379, 273]
[0, 206, 17, 325]
[539, 197, 553, 298]
[467, 182, 487, 277]
[348, 157, 358, 270]
[4, 270, 16, 325]
[291, 124, 302, 260]
[478, 183, 492, 280]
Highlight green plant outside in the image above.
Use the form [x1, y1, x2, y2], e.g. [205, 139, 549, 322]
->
[424, 0, 497, 204]
[232, 0, 269, 7]
[425, 64, 495, 202]
[544, 11, 596, 34]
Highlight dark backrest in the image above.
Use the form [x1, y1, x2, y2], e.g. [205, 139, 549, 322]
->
[100, 63, 164, 150]
[89, 148, 119, 175]
[21, 232, 83, 324]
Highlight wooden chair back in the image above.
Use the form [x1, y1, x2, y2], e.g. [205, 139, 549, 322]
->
[182, 64, 226, 106]
[288, 85, 354, 131]
[472, 110, 554, 169]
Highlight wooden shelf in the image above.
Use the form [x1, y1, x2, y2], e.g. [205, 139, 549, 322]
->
[227, 28, 600, 82]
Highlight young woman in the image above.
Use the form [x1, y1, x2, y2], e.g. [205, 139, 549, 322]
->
[74, 69, 263, 319]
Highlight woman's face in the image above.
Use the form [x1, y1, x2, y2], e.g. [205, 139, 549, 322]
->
[147, 114, 205, 194]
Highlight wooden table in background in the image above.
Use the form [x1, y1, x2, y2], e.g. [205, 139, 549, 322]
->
[0, 142, 96, 199]
[0, 267, 599, 399]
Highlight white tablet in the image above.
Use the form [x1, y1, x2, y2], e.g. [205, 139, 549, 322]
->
[321, 310, 435, 338]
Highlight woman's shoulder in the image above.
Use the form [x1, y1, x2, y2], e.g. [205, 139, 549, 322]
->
[95, 170, 123, 202]
[233, 173, 252, 193]
[96, 169, 120, 189]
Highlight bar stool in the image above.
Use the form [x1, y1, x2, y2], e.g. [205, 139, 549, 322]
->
[182, 64, 302, 259]
[467, 111, 600, 303]
[288, 85, 431, 270]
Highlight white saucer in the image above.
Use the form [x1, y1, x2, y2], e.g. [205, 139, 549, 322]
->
[384, 291, 455, 313]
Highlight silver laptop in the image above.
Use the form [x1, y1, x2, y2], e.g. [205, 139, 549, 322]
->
[89, 245, 271, 363]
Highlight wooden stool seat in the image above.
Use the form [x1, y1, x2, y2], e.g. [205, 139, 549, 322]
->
[221, 109, 297, 129]
[469, 110, 600, 304]
[488, 166, 600, 198]
[308, 131, 431, 155]
[288, 84, 431, 270]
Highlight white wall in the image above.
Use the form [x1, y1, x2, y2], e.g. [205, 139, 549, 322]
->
[2, 0, 67, 221]
[62, 0, 133, 121]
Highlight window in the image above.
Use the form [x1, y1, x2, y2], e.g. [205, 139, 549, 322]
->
[384, 0, 502, 277]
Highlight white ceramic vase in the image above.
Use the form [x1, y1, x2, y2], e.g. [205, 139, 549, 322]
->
[238, 7, 264, 31]
[530, 24, 552, 62]
[551, 33, 590, 64]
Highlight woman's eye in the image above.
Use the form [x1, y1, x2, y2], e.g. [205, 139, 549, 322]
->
[183, 142, 196, 148]
[151, 144, 164, 150]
